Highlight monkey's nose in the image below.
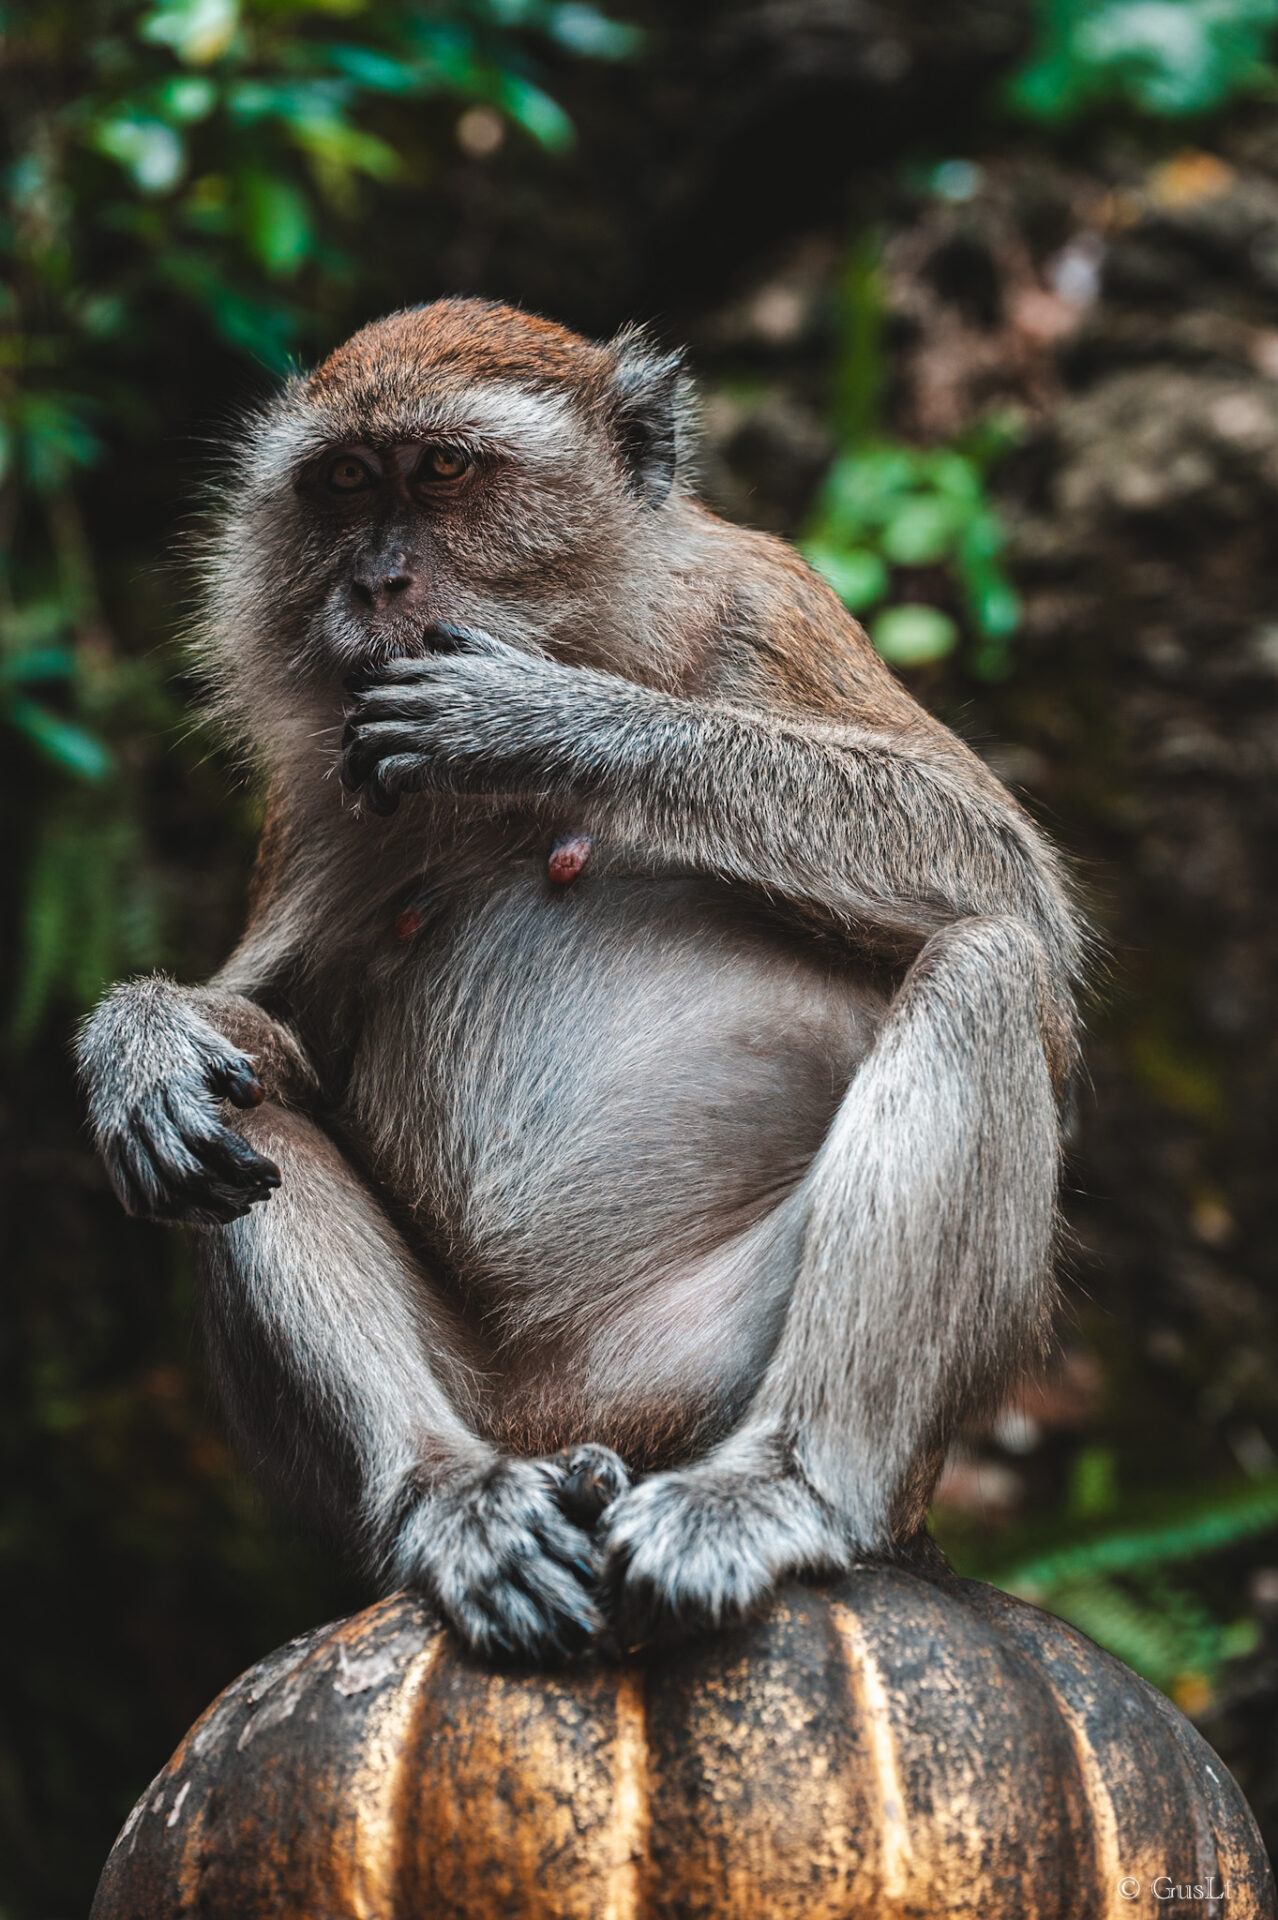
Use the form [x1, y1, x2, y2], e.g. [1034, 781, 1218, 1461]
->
[350, 566, 417, 611]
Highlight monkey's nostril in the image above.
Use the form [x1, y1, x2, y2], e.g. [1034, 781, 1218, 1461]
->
[349, 570, 415, 611]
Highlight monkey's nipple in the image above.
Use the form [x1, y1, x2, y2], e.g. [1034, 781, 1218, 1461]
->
[548, 835, 594, 886]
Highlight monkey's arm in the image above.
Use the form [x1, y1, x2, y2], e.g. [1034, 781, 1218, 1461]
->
[75, 975, 308, 1224]
[341, 633, 1083, 1000]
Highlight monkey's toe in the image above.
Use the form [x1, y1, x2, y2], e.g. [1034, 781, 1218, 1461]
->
[554, 1444, 630, 1529]
[599, 1464, 848, 1650]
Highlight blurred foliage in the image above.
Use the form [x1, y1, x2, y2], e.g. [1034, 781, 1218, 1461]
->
[942, 1464, 1278, 1706]
[1009, 0, 1278, 121]
[802, 238, 1024, 676]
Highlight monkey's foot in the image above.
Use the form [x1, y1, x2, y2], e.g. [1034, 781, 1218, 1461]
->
[599, 1455, 848, 1649]
[392, 1455, 608, 1667]
[551, 1442, 630, 1528]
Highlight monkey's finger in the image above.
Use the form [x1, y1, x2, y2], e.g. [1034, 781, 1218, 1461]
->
[340, 725, 407, 792]
[164, 1088, 280, 1187]
[421, 620, 504, 657]
[155, 1183, 265, 1227]
[342, 719, 438, 781]
[343, 682, 445, 728]
[364, 768, 401, 815]
[103, 1140, 151, 1219]
[127, 1099, 205, 1196]
[528, 1507, 604, 1584]
[114, 1127, 211, 1221]
[178, 1121, 282, 1195]
[359, 624, 504, 680]
[367, 753, 446, 812]
[475, 1568, 593, 1654]
[207, 1054, 266, 1109]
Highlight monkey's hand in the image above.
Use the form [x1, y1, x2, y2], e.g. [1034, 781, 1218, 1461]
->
[392, 1446, 629, 1666]
[77, 980, 282, 1226]
[340, 622, 616, 812]
[599, 1436, 848, 1650]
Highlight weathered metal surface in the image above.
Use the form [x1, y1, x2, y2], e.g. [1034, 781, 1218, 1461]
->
[91, 1568, 1275, 1920]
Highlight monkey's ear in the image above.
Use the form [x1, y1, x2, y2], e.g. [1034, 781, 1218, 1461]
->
[605, 330, 686, 509]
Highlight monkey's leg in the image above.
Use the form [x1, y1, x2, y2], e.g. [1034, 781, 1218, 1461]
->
[201, 1100, 622, 1665]
[601, 916, 1059, 1645]
[80, 976, 621, 1662]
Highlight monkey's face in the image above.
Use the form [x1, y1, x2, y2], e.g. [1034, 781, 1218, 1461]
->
[203, 303, 687, 737]
[226, 380, 666, 692]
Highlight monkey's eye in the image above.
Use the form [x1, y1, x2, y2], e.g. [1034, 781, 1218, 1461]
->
[325, 454, 376, 493]
[418, 445, 470, 483]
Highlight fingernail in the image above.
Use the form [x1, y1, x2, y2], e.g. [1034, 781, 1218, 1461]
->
[228, 1069, 266, 1107]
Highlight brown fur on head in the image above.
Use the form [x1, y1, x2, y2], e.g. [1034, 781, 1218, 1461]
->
[308, 301, 615, 413]
[196, 299, 696, 768]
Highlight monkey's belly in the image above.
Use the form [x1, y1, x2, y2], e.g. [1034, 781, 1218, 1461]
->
[349, 873, 888, 1456]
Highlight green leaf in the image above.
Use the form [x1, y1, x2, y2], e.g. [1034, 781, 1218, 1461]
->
[9, 812, 80, 1044]
[0, 599, 76, 652]
[288, 115, 400, 182]
[925, 448, 984, 502]
[91, 114, 186, 193]
[0, 648, 76, 685]
[880, 495, 960, 566]
[802, 544, 889, 611]
[871, 604, 959, 666]
[818, 447, 917, 538]
[239, 171, 313, 277]
[547, 4, 644, 59]
[156, 76, 218, 124]
[1008, 0, 1278, 124]
[160, 252, 301, 366]
[970, 578, 1022, 642]
[13, 396, 102, 491]
[322, 46, 427, 93]
[497, 75, 576, 150]
[1068, 1445, 1119, 1520]
[141, 0, 239, 65]
[999, 1476, 1278, 1593]
[7, 698, 114, 781]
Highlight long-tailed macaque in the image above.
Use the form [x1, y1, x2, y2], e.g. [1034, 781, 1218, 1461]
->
[78, 300, 1084, 1664]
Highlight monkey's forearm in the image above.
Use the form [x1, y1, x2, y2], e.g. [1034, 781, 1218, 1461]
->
[575, 693, 1079, 975]
[75, 974, 312, 1223]
[343, 642, 1082, 989]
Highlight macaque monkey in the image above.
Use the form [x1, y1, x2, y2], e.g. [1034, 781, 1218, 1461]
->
[78, 300, 1083, 1663]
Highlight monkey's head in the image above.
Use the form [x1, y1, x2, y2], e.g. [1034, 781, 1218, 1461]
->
[202, 299, 693, 752]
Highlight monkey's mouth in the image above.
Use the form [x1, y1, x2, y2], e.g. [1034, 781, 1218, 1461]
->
[316, 606, 438, 671]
